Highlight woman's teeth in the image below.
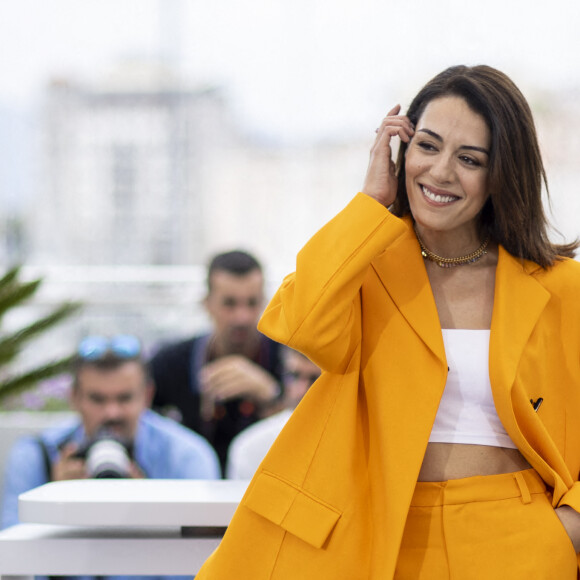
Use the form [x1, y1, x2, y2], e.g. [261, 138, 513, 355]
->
[421, 185, 457, 203]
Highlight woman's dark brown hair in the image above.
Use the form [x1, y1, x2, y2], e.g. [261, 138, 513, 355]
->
[391, 64, 578, 268]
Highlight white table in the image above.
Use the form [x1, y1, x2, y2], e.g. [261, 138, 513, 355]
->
[0, 479, 248, 578]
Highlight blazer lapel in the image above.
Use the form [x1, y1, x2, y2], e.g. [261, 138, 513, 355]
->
[374, 236, 550, 376]
[371, 218, 445, 364]
[489, 246, 549, 393]
[488, 247, 564, 487]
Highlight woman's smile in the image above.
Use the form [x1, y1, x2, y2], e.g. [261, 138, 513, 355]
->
[420, 184, 460, 205]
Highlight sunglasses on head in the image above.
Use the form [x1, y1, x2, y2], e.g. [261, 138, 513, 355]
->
[77, 335, 142, 360]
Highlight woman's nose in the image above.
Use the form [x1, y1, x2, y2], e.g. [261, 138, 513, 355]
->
[430, 154, 454, 183]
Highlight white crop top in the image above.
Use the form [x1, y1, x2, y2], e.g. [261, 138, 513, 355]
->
[428, 329, 517, 449]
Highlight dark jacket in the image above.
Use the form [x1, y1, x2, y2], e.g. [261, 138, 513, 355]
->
[150, 332, 284, 472]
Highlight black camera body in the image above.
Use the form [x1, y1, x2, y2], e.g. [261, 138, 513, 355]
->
[74, 427, 134, 479]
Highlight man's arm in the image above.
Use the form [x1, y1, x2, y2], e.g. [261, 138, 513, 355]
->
[1, 437, 49, 529]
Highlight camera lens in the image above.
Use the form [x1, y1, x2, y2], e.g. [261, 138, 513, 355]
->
[85, 439, 131, 478]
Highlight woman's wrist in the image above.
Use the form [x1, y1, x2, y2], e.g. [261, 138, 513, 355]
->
[555, 505, 580, 552]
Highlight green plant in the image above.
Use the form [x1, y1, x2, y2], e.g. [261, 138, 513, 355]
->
[0, 265, 81, 406]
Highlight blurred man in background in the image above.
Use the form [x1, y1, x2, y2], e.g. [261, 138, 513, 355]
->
[150, 250, 284, 473]
[2, 334, 220, 533]
[226, 347, 320, 479]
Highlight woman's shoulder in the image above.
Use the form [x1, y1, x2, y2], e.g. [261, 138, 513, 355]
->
[533, 255, 580, 291]
[544, 255, 580, 274]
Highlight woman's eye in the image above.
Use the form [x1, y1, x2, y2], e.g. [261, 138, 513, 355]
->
[460, 155, 480, 166]
[418, 141, 437, 152]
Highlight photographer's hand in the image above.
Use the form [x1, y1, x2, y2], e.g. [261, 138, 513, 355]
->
[51, 443, 87, 481]
[129, 461, 146, 479]
[199, 355, 280, 420]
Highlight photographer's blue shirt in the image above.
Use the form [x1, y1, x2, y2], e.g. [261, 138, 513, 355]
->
[1, 408, 221, 580]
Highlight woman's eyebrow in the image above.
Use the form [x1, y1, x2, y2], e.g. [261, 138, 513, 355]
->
[418, 128, 490, 155]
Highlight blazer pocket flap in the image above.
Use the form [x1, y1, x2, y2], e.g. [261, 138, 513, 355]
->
[244, 471, 341, 549]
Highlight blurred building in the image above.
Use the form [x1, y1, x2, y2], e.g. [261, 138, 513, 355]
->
[28, 60, 368, 278]
[28, 60, 234, 267]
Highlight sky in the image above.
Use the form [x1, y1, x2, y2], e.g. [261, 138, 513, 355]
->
[1, 0, 579, 141]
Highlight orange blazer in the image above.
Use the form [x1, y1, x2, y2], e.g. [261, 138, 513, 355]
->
[196, 193, 580, 579]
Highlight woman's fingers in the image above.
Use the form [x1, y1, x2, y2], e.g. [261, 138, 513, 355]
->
[371, 124, 412, 156]
[376, 119, 414, 141]
[374, 105, 414, 143]
[386, 104, 402, 117]
[363, 105, 415, 207]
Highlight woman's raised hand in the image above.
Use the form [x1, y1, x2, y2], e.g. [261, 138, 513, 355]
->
[362, 105, 414, 208]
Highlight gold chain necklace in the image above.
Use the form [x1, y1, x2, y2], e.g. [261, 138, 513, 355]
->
[414, 226, 490, 268]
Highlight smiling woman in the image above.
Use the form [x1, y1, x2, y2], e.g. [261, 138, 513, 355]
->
[391, 65, 575, 268]
[194, 65, 580, 580]
[405, 96, 492, 252]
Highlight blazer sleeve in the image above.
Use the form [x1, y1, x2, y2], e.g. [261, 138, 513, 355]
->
[559, 484, 580, 513]
[258, 193, 407, 373]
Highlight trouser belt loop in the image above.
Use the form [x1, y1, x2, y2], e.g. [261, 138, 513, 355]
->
[514, 471, 532, 504]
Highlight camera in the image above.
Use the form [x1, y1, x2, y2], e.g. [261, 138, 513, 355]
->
[74, 427, 134, 478]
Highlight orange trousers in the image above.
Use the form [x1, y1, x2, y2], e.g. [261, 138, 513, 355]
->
[394, 469, 578, 579]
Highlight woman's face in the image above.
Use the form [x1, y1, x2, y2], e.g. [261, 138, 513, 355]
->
[405, 95, 491, 238]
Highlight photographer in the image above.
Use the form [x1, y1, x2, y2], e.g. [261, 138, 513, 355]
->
[1, 335, 221, 538]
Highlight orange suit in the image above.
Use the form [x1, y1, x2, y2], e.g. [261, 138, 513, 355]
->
[195, 193, 580, 578]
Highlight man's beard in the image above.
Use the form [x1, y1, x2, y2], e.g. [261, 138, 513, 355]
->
[98, 419, 132, 441]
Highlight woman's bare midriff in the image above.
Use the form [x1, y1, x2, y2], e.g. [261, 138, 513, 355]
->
[418, 442, 532, 481]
